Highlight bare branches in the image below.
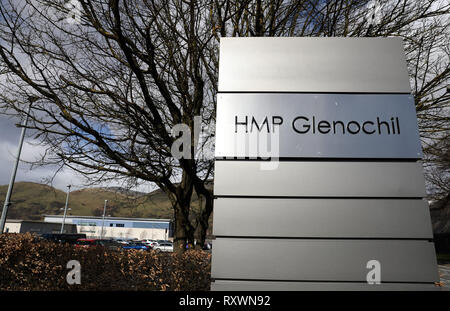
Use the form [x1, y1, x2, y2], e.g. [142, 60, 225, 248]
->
[0, 0, 448, 248]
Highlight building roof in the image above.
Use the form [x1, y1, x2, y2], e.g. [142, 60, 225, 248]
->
[7, 219, 58, 224]
[43, 215, 172, 222]
[5, 219, 28, 223]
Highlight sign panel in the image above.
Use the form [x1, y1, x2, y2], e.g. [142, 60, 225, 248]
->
[212, 38, 439, 291]
[213, 198, 433, 239]
[219, 37, 411, 93]
[215, 93, 422, 159]
[211, 280, 439, 291]
[212, 238, 439, 282]
[214, 161, 426, 197]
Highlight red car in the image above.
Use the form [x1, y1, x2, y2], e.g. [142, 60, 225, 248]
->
[75, 238, 102, 248]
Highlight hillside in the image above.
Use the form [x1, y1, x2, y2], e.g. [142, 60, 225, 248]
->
[0, 182, 175, 221]
[0, 181, 447, 239]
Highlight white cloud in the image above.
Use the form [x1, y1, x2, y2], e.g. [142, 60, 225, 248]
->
[0, 127, 155, 193]
[0, 138, 85, 191]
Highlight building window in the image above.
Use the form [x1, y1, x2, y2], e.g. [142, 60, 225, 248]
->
[79, 222, 97, 226]
[116, 224, 124, 227]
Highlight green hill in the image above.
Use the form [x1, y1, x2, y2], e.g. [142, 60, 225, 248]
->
[0, 182, 176, 221]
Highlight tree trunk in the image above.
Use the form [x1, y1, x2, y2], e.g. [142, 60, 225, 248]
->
[194, 185, 214, 250]
[172, 198, 196, 253]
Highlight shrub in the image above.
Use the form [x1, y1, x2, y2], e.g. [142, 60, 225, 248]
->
[0, 233, 211, 291]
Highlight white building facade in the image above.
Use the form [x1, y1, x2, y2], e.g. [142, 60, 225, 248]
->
[44, 215, 173, 240]
[4, 219, 77, 234]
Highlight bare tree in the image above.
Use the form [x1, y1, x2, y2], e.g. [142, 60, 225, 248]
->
[424, 133, 450, 198]
[0, 0, 448, 252]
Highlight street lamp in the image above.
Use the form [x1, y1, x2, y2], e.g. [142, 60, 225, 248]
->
[100, 200, 108, 238]
[0, 98, 36, 233]
[60, 185, 72, 233]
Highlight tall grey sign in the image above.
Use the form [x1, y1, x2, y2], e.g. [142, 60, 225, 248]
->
[211, 38, 440, 291]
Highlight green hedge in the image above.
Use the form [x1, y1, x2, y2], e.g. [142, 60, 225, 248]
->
[0, 233, 210, 291]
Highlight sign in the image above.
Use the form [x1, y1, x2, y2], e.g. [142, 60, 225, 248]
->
[211, 37, 439, 291]
[215, 93, 422, 159]
[218, 37, 411, 93]
[213, 161, 426, 197]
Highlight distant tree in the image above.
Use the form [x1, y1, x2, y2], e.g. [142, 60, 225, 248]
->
[0, 0, 448, 252]
[92, 207, 104, 217]
[49, 201, 65, 210]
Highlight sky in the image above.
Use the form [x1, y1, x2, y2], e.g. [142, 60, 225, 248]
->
[0, 113, 156, 193]
[0, 113, 87, 191]
[0, 2, 80, 191]
[0, 1, 105, 192]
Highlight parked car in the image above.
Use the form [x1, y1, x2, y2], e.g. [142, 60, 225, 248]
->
[115, 239, 129, 245]
[202, 242, 212, 251]
[75, 239, 122, 250]
[141, 239, 157, 244]
[40, 233, 86, 245]
[122, 242, 149, 251]
[75, 238, 103, 248]
[98, 239, 122, 251]
[141, 240, 159, 249]
[153, 242, 173, 253]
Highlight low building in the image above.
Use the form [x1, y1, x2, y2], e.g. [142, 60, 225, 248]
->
[43, 215, 173, 241]
[4, 219, 77, 234]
